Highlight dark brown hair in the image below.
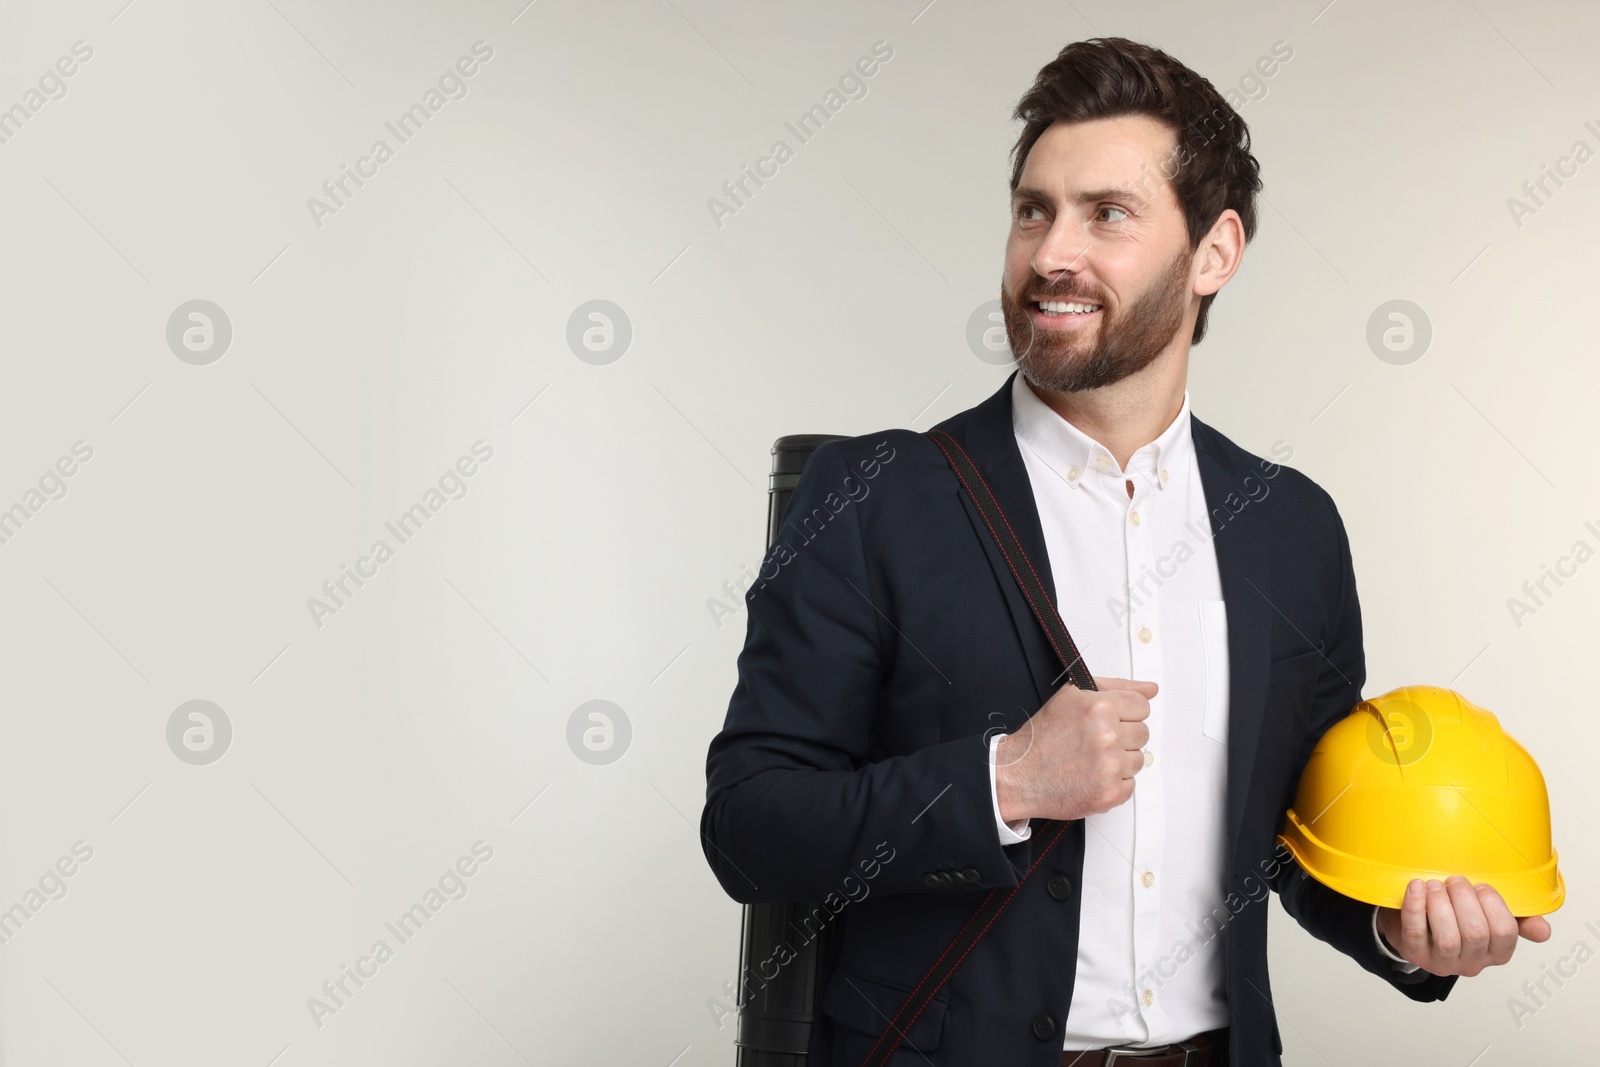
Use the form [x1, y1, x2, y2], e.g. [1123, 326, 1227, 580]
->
[1010, 37, 1263, 345]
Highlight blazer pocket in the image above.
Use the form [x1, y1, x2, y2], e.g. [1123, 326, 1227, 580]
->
[1199, 599, 1229, 744]
[1266, 649, 1323, 690]
[820, 963, 950, 1050]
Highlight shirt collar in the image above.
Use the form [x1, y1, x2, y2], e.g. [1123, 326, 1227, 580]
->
[1010, 370, 1194, 492]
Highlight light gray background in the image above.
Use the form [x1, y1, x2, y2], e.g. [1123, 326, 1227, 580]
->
[0, 0, 1593, 1064]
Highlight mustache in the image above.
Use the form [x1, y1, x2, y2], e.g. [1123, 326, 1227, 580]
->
[1024, 282, 1104, 304]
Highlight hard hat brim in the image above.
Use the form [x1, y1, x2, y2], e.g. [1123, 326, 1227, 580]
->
[1278, 811, 1566, 917]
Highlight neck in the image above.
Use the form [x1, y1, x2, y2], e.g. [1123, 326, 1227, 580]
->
[1023, 347, 1189, 469]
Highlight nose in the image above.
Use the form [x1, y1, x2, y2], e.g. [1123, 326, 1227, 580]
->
[1031, 217, 1089, 280]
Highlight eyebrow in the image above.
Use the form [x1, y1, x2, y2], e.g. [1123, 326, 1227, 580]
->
[1012, 184, 1151, 210]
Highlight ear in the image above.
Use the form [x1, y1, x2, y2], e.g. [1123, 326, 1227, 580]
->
[1193, 208, 1245, 298]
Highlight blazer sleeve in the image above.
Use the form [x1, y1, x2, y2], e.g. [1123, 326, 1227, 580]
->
[1267, 487, 1460, 1003]
[700, 440, 1031, 905]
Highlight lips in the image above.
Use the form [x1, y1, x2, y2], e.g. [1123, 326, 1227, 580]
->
[1030, 298, 1102, 327]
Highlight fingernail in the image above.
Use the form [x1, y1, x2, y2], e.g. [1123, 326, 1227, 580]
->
[1407, 879, 1423, 895]
[1427, 879, 1445, 891]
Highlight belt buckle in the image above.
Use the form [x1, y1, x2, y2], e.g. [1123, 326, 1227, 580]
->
[1103, 1042, 1196, 1066]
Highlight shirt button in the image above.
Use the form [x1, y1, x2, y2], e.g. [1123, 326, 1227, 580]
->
[1138, 627, 1152, 644]
[1142, 870, 1155, 887]
[1130, 510, 1140, 526]
[1160, 468, 1169, 482]
[1067, 466, 1079, 482]
[1142, 989, 1154, 1006]
[1095, 454, 1110, 469]
[1143, 749, 1154, 768]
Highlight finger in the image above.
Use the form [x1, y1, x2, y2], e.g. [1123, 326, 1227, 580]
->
[1473, 884, 1521, 964]
[1445, 876, 1490, 969]
[1093, 675, 1159, 698]
[1397, 879, 1429, 957]
[1102, 689, 1153, 722]
[1118, 721, 1150, 751]
[1121, 749, 1146, 779]
[1425, 878, 1462, 970]
[1518, 914, 1553, 943]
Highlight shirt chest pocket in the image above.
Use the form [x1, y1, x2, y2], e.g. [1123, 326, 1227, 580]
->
[1198, 599, 1229, 745]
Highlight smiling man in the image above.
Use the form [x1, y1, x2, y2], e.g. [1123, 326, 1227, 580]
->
[702, 37, 1548, 1067]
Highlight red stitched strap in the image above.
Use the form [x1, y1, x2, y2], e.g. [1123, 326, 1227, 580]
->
[855, 430, 1096, 1067]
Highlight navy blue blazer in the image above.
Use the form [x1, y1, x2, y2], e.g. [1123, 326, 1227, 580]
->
[701, 371, 1457, 1066]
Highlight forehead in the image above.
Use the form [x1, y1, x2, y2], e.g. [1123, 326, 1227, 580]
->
[1016, 114, 1179, 204]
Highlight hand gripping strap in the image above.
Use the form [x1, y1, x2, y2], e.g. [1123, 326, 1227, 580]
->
[856, 429, 1096, 1067]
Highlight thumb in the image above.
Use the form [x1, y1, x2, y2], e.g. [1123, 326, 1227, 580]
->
[1518, 915, 1552, 943]
[1092, 675, 1159, 698]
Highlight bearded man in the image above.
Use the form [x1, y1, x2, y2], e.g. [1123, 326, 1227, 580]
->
[702, 36, 1546, 1067]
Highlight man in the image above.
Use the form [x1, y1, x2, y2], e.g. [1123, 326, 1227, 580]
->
[701, 37, 1549, 1066]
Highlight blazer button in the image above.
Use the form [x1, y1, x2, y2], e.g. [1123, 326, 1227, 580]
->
[1031, 1013, 1056, 1041]
[936, 871, 954, 886]
[962, 866, 980, 883]
[924, 872, 941, 887]
[1047, 874, 1073, 900]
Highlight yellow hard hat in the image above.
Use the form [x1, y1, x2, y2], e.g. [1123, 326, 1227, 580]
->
[1278, 685, 1564, 917]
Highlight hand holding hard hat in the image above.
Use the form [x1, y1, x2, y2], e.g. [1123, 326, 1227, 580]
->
[1279, 686, 1562, 977]
[1373, 874, 1550, 977]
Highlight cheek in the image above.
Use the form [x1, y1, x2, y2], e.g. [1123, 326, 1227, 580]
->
[1101, 250, 1162, 297]
[1003, 231, 1035, 281]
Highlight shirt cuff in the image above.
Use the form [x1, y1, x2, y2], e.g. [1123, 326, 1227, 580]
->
[989, 733, 1032, 845]
[1372, 903, 1421, 973]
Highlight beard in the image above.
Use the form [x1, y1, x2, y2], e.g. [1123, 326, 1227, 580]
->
[999, 244, 1194, 394]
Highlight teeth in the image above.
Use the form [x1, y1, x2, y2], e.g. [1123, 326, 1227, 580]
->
[1038, 300, 1101, 315]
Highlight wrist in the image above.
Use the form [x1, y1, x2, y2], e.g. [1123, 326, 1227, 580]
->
[994, 734, 1030, 824]
[1373, 905, 1414, 966]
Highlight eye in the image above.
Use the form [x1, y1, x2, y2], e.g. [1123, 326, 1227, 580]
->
[1016, 203, 1047, 222]
[1096, 205, 1130, 223]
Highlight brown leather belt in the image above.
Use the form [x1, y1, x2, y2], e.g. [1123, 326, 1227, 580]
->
[1062, 1027, 1228, 1067]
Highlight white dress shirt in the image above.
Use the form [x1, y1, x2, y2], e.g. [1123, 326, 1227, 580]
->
[985, 373, 1411, 1050]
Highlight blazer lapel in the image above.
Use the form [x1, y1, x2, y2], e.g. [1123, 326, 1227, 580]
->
[1191, 413, 1274, 867]
[943, 371, 1070, 712]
